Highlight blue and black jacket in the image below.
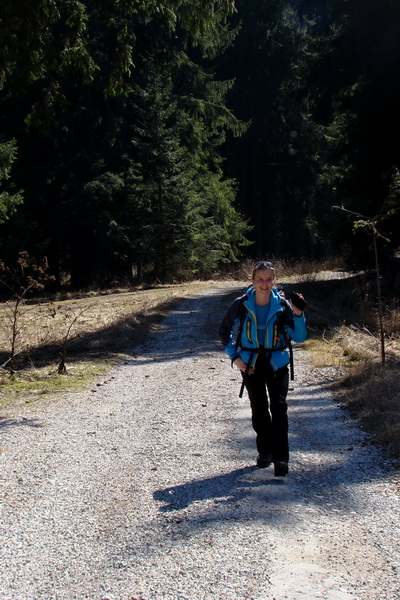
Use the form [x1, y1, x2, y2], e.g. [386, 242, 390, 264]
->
[219, 286, 307, 372]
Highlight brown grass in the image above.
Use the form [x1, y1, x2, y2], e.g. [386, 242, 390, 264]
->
[332, 361, 400, 461]
[0, 282, 212, 407]
[232, 256, 346, 283]
[1, 260, 400, 466]
[294, 267, 400, 465]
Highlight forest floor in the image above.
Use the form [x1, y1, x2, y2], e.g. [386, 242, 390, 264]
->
[1, 283, 399, 600]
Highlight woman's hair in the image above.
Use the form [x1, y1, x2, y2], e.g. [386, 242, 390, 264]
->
[251, 261, 275, 280]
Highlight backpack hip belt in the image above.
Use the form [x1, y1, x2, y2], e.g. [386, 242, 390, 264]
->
[238, 343, 294, 398]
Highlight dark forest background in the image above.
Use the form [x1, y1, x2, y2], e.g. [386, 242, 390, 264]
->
[1, 0, 400, 289]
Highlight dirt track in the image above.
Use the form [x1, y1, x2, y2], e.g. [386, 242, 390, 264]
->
[1, 285, 399, 600]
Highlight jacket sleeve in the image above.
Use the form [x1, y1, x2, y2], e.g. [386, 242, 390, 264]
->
[282, 300, 307, 343]
[218, 297, 244, 361]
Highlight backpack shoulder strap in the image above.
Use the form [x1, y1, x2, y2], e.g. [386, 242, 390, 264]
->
[277, 298, 294, 331]
[235, 293, 248, 349]
[278, 297, 295, 381]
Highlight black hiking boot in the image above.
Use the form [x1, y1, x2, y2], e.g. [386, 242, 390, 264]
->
[256, 453, 273, 468]
[274, 461, 289, 477]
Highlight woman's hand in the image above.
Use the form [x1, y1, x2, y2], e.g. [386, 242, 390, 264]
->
[289, 293, 306, 317]
[233, 357, 254, 375]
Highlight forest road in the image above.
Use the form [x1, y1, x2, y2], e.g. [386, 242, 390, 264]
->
[1, 285, 400, 600]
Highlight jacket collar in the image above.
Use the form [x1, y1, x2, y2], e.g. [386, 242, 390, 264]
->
[244, 286, 283, 318]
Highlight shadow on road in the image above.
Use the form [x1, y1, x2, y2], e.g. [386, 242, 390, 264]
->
[153, 466, 286, 513]
[0, 416, 43, 430]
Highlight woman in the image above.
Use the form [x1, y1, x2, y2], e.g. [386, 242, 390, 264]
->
[219, 261, 307, 476]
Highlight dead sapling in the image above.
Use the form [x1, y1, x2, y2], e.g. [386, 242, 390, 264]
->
[333, 206, 393, 365]
[54, 302, 94, 374]
[0, 251, 54, 373]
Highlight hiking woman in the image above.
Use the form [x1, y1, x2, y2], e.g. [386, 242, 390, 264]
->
[219, 261, 307, 476]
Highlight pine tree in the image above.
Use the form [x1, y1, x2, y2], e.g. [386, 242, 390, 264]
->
[121, 50, 249, 281]
[1, 3, 250, 285]
[0, 139, 23, 224]
[301, 0, 400, 262]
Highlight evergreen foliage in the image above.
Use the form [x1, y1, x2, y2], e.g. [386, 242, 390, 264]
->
[218, 0, 400, 264]
[300, 0, 400, 261]
[1, 0, 400, 287]
[0, 140, 23, 224]
[0, 1, 248, 286]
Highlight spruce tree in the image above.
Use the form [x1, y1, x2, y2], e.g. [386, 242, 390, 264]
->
[0, 139, 23, 224]
[0, 3, 249, 285]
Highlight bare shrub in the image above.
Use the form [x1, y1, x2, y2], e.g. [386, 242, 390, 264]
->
[0, 252, 54, 371]
[49, 302, 95, 374]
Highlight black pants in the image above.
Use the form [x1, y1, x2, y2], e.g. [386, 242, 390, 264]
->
[242, 354, 289, 463]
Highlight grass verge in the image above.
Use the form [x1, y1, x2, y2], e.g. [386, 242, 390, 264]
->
[296, 269, 400, 466]
[0, 282, 213, 409]
[1, 262, 400, 467]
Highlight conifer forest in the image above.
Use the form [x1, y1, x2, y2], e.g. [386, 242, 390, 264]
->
[1, 0, 400, 288]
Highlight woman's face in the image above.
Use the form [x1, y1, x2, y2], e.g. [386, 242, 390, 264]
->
[252, 268, 275, 295]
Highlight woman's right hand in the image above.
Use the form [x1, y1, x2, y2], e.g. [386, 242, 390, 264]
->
[233, 357, 254, 375]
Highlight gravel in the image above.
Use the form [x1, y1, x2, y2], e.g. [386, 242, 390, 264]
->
[1, 285, 399, 600]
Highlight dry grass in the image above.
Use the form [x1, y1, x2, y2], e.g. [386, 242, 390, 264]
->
[1, 261, 400, 466]
[306, 324, 400, 366]
[0, 282, 212, 407]
[384, 302, 400, 334]
[332, 361, 400, 462]
[298, 268, 400, 465]
[232, 256, 346, 283]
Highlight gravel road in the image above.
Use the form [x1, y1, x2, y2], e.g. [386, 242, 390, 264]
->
[1, 285, 399, 600]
